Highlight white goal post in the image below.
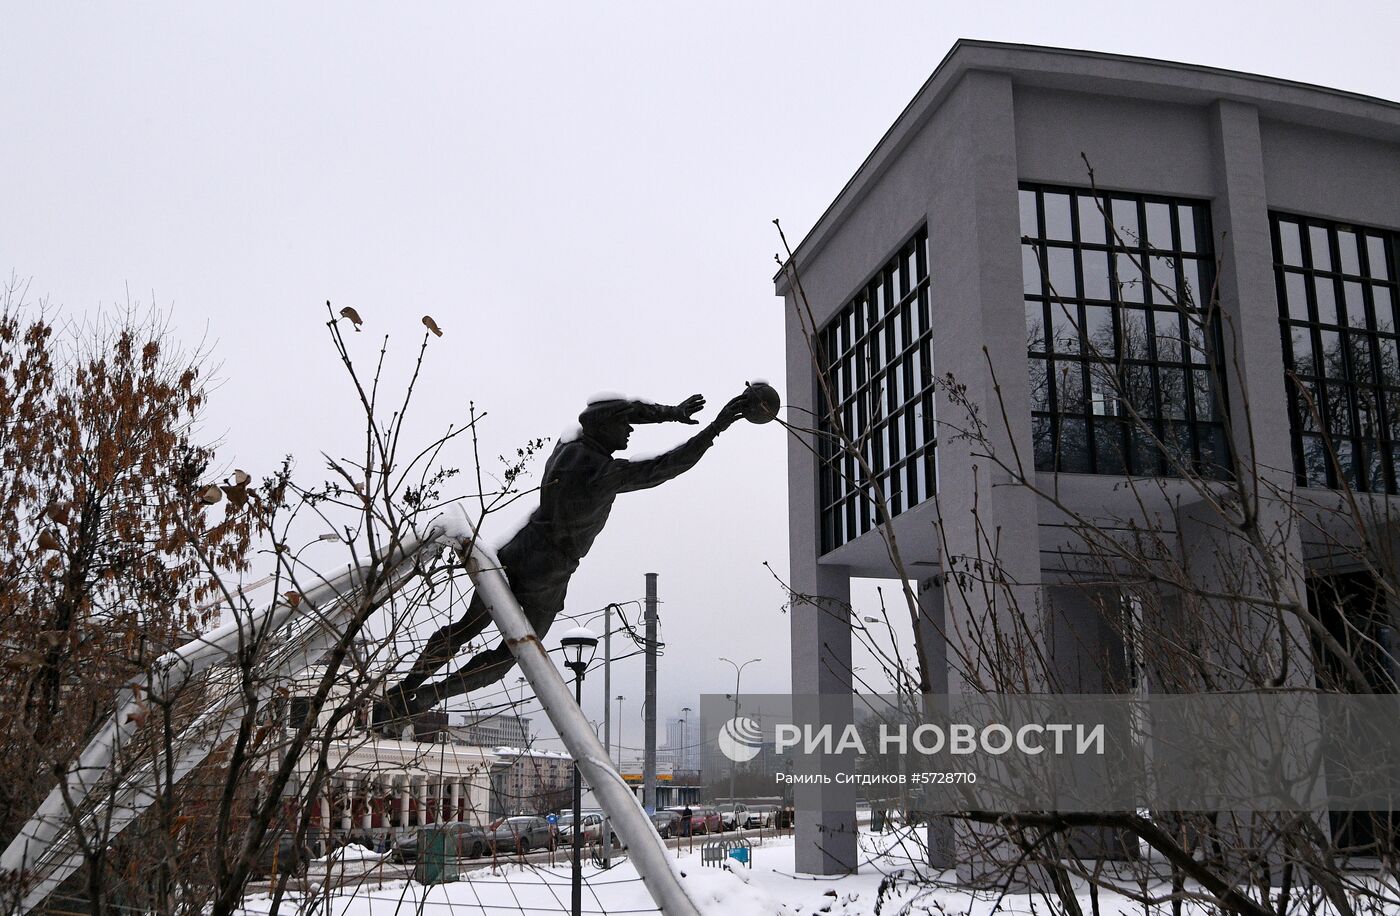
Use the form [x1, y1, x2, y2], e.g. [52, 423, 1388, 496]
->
[1, 506, 702, 916]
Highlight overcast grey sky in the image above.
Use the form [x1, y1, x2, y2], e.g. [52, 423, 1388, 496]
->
[4, 2, 1399, 748]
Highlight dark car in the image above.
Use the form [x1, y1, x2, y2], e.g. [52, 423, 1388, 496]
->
[489, 816, 555, 854]
[649, 810, 682, 839]
[451, 823, 491, 858]
[251, 831, 311, 878]
[391, 823, 490, 862]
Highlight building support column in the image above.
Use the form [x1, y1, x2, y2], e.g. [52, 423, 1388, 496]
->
[929, 69, 1047, 889]
[789, 563, 856, 875]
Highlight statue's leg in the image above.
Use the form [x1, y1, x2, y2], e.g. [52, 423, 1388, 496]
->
[411, 640, 517, 706]
[383, 532, 570, 721]
[412, 591, 569, 705]
[395, 593, 490, 694]
[377, 594, 490, 729]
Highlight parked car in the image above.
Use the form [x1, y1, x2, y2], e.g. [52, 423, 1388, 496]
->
[743, 805, 778, 829]
[391, 823, 490, 862]
[649, 810, 682, 839]
[251, 831, 310, 878]
[490, 816, 556, 854]
[557, 811, 604, 844]
[695, 805, 724, 834]
[718, 803, 749, 831]
[450, 823, 492, 858]
[668, 805, 722, 835]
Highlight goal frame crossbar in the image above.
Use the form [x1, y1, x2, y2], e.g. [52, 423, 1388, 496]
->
[0, 508, 700, 916]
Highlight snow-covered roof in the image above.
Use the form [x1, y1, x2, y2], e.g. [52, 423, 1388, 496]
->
[493, 745, 572, 761]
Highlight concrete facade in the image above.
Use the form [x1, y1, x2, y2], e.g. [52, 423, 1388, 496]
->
[777, 41, 1400, 875]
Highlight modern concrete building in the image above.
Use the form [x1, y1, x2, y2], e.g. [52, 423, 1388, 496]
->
[777, 40, 1400, 874]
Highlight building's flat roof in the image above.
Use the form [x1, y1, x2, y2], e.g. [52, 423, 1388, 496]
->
[492, 745, 572, 760]
[775, 39, 1400, 294]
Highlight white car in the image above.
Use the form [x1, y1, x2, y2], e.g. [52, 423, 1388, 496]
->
[743, 805, 777, 829]
[717, 803, 748, 831]
[557, 812, 604, 844]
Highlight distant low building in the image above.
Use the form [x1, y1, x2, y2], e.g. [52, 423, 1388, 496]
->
[487, 745, 573, 818]
[292, 738, 497, 846]
[444, 712, 532, 748]
[276, 643, 497, 845]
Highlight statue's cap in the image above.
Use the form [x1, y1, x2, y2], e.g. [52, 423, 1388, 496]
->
[578, 399, 633, 428]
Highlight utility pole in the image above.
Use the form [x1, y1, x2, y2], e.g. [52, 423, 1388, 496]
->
[642, 573, 658, 814]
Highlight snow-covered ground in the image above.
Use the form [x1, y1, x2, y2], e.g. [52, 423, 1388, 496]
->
[237, 827, 1393, 915]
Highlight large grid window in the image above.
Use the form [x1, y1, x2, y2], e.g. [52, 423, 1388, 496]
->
[1274, 214, 1400, 492]
[1021, 185, 1229, 477]
[818, 227, 934, 553]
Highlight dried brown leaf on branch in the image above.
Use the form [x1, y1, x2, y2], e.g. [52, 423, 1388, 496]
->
[337, 303, 363, 330]
[0, 291, 262, 861]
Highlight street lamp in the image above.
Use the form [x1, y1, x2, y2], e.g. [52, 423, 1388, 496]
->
[560, 626, 598, 916]
[680, 705, 691, 776]
[719, 657, 761, 809]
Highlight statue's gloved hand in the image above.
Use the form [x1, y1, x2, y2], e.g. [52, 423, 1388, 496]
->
[714, 392, 748, 431]
[671, 393, 705, 424]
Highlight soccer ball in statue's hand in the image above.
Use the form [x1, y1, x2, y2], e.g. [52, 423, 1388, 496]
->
[742, 381, 781, 424]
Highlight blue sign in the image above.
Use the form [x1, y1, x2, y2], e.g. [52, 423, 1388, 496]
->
[546, 814, 558, 825]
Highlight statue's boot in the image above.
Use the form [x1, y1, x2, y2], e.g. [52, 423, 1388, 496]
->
[372, 683, 431, 738]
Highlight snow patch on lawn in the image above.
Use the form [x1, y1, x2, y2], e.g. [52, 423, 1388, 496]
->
[240, 828, 1361, 916]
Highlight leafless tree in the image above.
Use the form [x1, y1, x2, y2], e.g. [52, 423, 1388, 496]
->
[0, 295, 546, 916]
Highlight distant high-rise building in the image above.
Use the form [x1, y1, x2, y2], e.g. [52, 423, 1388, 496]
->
[664, 712, 700, 773]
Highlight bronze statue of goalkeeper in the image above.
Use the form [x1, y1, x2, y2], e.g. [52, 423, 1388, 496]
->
[379, 385, 777, 730]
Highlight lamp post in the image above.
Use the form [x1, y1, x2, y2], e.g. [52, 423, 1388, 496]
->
[680, 706, 691, 777]
[718, 657, 761, 810]
[561, 626, 599, 916]
[862, 617, 912, 823]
